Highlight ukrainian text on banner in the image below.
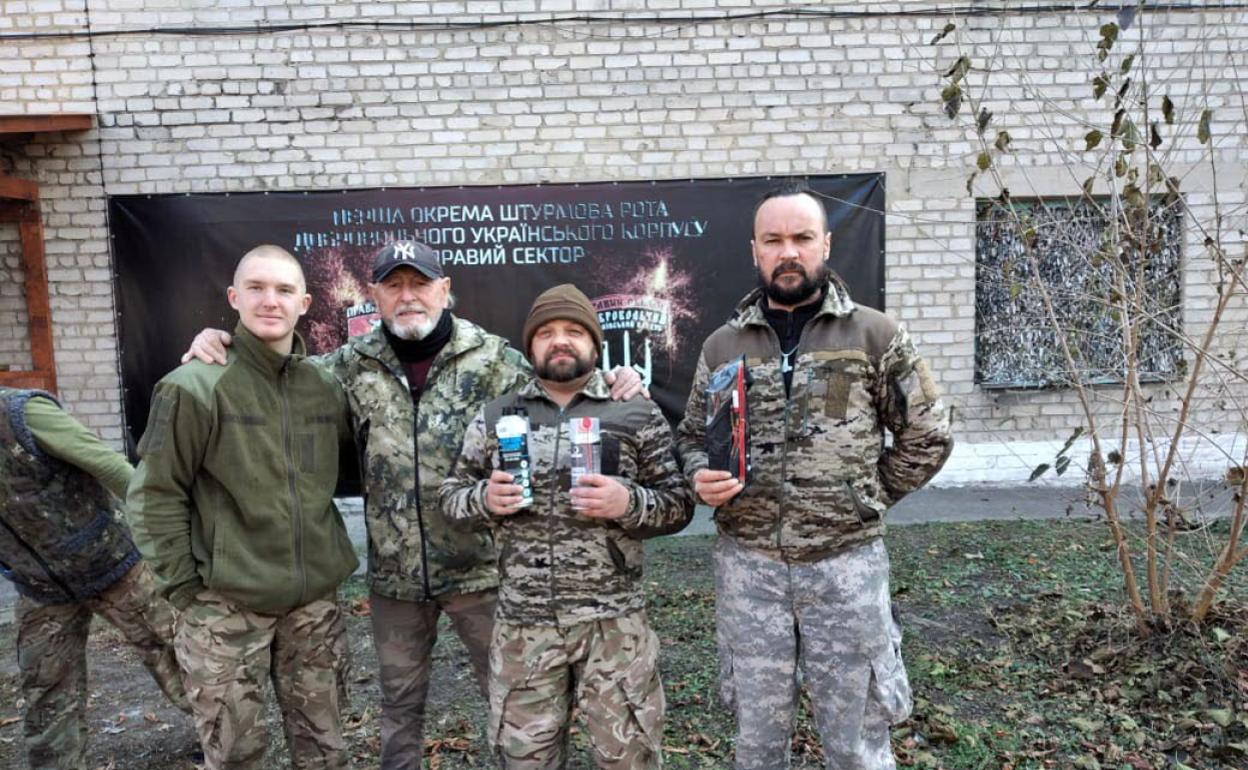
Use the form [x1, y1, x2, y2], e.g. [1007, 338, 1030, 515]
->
[110, 174, 884, 447]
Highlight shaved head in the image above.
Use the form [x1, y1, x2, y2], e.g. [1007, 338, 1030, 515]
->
[233, 245, 305, 291]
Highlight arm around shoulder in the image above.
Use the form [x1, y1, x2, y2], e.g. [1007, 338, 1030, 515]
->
[309, 339, 355, 384]
[500, 340, 534, 386]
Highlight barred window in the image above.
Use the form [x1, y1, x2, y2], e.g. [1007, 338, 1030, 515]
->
[974, 198, 1183, 388]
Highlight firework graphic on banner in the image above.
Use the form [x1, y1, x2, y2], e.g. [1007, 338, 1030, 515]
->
[590, 247, 696, 388]
[301, 246, 374, 353]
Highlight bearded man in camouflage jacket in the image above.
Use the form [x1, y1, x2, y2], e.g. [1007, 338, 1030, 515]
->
[441, 284, 693, 770]
[186, 242, 642, 770]
[676, 182, 954, 770]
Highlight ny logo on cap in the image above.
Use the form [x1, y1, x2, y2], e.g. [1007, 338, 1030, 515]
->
[394, 242, 417, 260]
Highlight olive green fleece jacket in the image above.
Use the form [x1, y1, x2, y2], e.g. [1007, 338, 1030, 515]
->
[127, 325, 359, 614]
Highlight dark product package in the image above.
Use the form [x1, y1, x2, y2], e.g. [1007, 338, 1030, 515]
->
[495, 408, 534, 508]
[705, 355, 752, 486]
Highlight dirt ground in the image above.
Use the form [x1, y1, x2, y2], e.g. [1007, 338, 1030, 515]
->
[0, 585, 498, 770]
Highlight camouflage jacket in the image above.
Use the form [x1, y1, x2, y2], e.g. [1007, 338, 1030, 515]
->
[0, 388, 139, 604]
[319, 316, 530, 601]
[439, 372, 694, 626]
[676, 276, 953, 562]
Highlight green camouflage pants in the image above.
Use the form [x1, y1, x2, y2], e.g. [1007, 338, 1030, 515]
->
[489, 611, 664, 770]
[714, 536, 912, 770]
[17, 561, 189, 770]
[369, 588, 495, 770]
[174, 589, 349, 770]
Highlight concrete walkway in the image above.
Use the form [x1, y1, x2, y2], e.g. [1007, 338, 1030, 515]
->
[267, 485, 1107, 564]
[677, 483, 1100, 536]
[0, 485, 1096, 627]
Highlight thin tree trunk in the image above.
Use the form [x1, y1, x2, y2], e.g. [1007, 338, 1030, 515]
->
[1191, 474, 1248, 621]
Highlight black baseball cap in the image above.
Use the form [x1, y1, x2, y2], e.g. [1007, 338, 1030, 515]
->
[371, 240, 443, 283]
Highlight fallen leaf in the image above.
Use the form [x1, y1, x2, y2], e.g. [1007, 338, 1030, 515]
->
[1206, 708, 1233, 727]
[1073, 754, 1101, 770]
[1069, 716, 1102, 734]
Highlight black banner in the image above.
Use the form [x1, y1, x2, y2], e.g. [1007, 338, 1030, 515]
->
[111, 175, 884, 448]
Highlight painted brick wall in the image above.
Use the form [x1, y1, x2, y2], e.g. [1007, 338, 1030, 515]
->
[1, 0, 1244, 481]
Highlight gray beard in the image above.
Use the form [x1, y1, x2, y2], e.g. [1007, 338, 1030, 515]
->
[383, 312, 438, 341]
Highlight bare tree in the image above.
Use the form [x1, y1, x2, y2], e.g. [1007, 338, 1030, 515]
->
[937, 1, 1248, 629]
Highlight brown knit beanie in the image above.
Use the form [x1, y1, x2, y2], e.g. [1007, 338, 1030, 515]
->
[522, 284, 604, 356]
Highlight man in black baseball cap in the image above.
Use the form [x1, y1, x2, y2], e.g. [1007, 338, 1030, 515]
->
[354, 243, 647, 769]
[368, 240, 451, 344]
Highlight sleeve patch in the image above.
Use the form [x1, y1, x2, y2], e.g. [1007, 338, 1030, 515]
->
[914, 359, 941, 405]
[137, 390, 175, 456]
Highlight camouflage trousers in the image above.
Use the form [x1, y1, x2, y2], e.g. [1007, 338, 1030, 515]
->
[489, 610, 664, 770]
[713, 536, 912, 770]
[16, 561, 189, 770]
[174, 589, 349, 770]
[369, 588, 495, 770]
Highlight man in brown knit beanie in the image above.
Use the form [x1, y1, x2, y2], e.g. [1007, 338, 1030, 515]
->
[441, 282, 693, 769]
[521, 283, 605, 358]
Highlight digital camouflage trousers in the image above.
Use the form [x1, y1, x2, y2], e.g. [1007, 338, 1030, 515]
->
[714, 536, 912, 770]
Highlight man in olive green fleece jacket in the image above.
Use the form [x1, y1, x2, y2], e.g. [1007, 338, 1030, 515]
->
[127, 245, 358, 770]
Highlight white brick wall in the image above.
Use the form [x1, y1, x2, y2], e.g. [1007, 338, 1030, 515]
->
[1, 1, 1245, 481]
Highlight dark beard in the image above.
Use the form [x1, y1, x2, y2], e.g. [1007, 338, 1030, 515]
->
[535, 349, 597, 382]
[759, 261, 829, 306]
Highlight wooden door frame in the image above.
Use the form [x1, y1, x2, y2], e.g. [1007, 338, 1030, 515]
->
[0, 174, 57, 393]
